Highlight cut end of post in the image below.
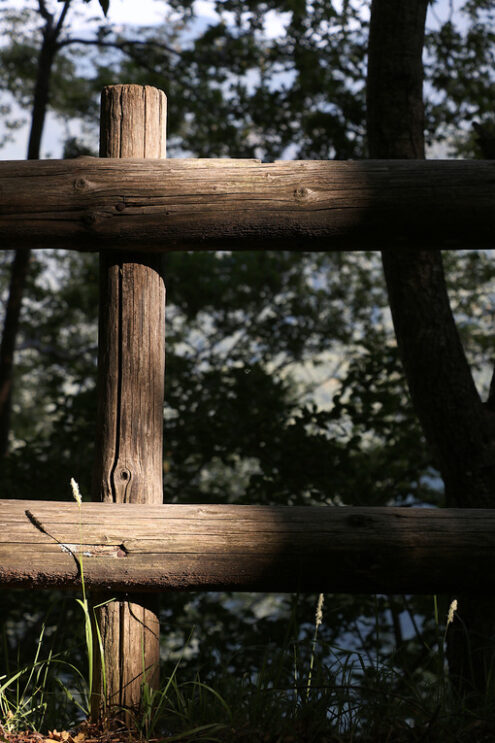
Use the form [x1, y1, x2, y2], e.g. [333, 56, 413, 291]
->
[99, 84, 167, 159]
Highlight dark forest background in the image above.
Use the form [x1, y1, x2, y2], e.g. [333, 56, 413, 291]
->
[2, 0, 495, 739]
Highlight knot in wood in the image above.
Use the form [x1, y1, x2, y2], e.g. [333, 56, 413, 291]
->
[73, 177, 90, 192]
[82, 212, 97, 227]
[294, 186, 309, 201]
[119, 468, 131, 482]
[346, 513, 373, 529]
[115, 201, 126, 212]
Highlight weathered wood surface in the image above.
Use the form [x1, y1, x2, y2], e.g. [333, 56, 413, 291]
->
[91, 84, 166, 712]
[1, 159, 495, 251]
[2, 500, 495, 594]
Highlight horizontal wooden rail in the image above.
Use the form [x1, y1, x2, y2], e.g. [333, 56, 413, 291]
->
[1, 159, 494, 252]
[1, 500, 494, 594]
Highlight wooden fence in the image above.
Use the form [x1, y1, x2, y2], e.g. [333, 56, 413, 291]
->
[2, 158, 495, 252]
[2, 500, 495, 594]
[1, 83, 493, 713]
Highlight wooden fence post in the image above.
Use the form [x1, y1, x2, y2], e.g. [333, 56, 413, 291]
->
[92, 84, 166, 717]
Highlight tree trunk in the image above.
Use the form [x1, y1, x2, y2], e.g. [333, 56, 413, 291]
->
[367, 0, 495, 702]
[91, 84, 166, 719]
[27, 21, 58, 161]
[0, 9, 59, 456]
[0, 249, 31, 456]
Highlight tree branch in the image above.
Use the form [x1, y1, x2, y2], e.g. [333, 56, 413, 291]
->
[55, 0, 72, 36]
[37, 0, 53, 24]
[57, 35, 181, 58]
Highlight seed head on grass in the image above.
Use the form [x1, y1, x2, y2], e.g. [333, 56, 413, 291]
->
[71, 478, 82, 505]
[306, 594, 325, 701]
[315, 593, 325, 629]
[446, 599, 458, 626]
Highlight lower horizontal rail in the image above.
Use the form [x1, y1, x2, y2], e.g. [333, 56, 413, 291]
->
[1, 500, 493, 594]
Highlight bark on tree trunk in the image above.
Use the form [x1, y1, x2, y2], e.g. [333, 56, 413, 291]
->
[0, 249, 31, 456]
[91, 84, 166, 719]
[366, 0, 495, 703]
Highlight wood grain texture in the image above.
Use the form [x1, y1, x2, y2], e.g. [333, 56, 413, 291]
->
[92, 84, 166, 714]
[1, 159, 495, 251]
[2, 500, 495, 594]
[92, 255, 165, 505]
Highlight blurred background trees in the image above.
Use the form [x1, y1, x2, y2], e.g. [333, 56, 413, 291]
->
[2, 0, 495, 736]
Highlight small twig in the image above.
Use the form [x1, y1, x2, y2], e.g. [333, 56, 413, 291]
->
[58, 35, 181, 58]
[55, 0, 72, 35]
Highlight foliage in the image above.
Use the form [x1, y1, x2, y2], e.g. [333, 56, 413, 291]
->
[425, 0, 495, 154]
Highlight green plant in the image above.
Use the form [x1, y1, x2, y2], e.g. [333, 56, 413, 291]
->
[11, 479, 113, 724]
[125, 628, 229, 741]
[0, 624, 53, 733]
[68, 478, 112, 717]
[306, 593, 325, 701]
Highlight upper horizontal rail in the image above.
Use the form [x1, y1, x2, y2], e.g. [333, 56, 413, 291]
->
[2, 499, 495, 594]
[1, 158, 494, 251]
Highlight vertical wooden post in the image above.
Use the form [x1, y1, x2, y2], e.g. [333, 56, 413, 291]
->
[92, 84, 166, 717]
